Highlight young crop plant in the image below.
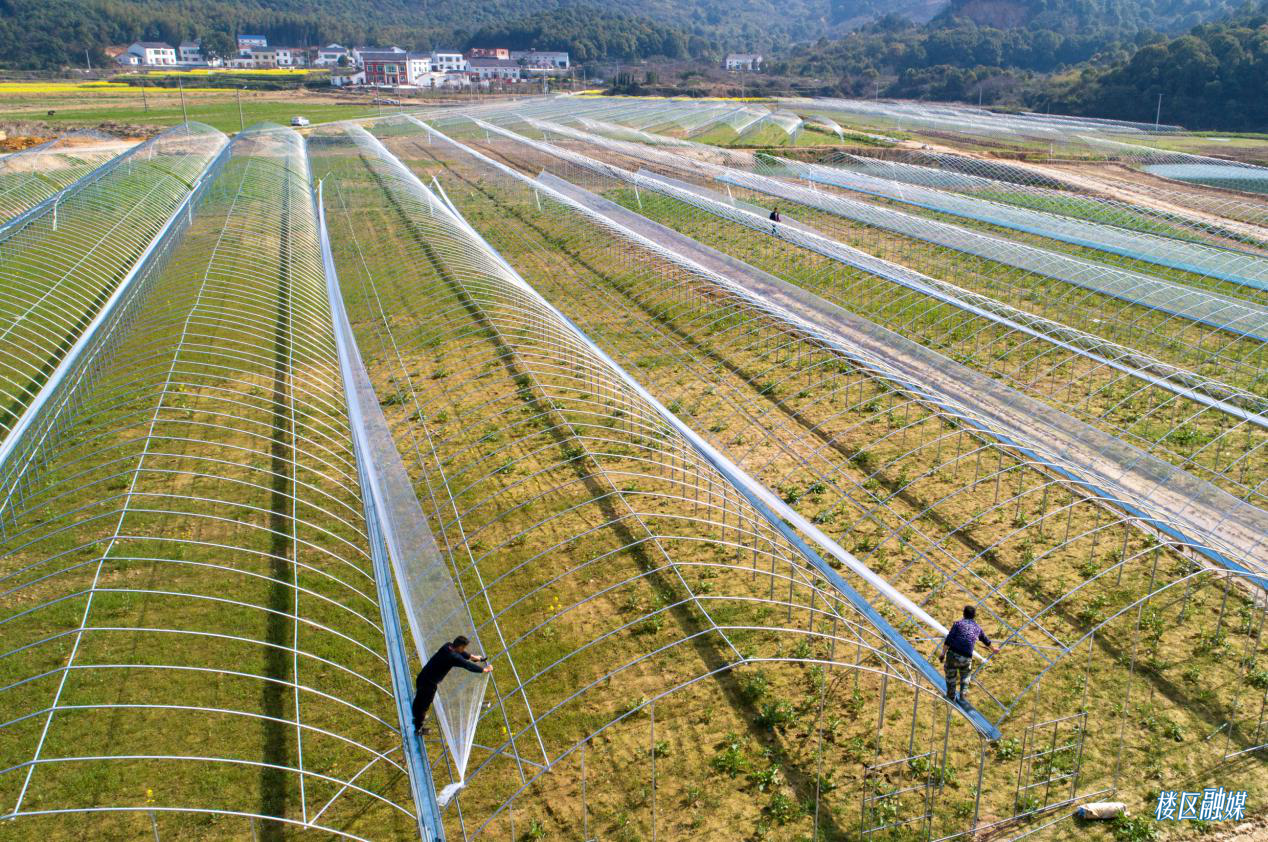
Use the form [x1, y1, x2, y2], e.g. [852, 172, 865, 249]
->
[5, 96, 1268, 842]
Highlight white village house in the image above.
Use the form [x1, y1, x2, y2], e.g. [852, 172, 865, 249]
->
[315, 44, 349, 66]
[430, 50, 467, 72]
[511, 49, 570, 71]
[724, 53, 763, 71]
[177, 40, 202, 64]
[123, 41, 177, 66]
[350, 45, 404, 67]
[467, 57, 521, 82]
[272, 46, 309, 67]
[237, 34, 268, 55]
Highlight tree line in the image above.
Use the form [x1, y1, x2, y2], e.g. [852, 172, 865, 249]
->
[0, 0, 716, 69]
[1046, 6, 1268, 129]
[773, 0, 1266, 129]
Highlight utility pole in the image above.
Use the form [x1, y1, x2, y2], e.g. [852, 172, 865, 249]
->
[1155, 92, 1163, 129]
[140, 78, 149, 112]
[178, 76, 188, 125]
[85, 49, 92, 73]
[237, 87, 245, 133]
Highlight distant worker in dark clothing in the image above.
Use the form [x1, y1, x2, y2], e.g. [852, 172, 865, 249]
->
[413, 635, 492, 734]
[938, 605, 997, 704]
[769, 207, 781, 234]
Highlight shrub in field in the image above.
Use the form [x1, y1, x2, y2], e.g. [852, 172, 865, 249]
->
[749, 764, 780, 792]
[1112, 814, 1158, 842]
[757, 699, 794, 731]
[739, 669, 770, 703]
[767, 792, 797, 825]
[712, 732, 748, 778]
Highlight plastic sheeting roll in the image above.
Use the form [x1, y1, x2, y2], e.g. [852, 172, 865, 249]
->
[1076, 802, 1127, 819]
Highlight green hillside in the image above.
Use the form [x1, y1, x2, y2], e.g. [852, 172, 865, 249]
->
[1, 0, 938, 69]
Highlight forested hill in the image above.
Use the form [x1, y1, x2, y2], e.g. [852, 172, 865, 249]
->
[0, 0, 946, 69]
[775, 0, 1266, 129]
[932, 0, 1239, 35]
[775, 0, 1253, 98]
[1047, 3, 1268, 129]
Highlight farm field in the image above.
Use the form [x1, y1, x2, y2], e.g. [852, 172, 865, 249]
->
[0, 94, 1267, 842]
[0, 81, 391, 136]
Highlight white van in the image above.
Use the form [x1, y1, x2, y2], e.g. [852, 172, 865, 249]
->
[291, 116, 310, 127]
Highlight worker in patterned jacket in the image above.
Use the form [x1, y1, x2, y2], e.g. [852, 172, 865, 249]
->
[938, 605, 998, 704]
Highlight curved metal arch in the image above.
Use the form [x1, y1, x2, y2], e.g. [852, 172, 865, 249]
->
[384, 116, 1268, 730]
[0, 568, 389, 663]
[462, 650, 970, 837]
[0, 131, 127, 224]
[309, 123, 999, 750]
[997, 563, 1265, 717]
[0, 486, 381, 606]
[2, 805, 382, 841]
[0, 124, 417, 834]
[0, 625, 393, 698]
[2, 753, 415, 817]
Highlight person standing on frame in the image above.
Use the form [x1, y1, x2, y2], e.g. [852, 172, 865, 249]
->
[938, 605, 997, 704]
[413, 635, 492, 735]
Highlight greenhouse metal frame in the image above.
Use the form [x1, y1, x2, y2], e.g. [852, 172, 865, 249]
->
[0, 95, 1265, 840]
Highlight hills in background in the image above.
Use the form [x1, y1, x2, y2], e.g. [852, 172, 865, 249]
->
[1, 0, 1263, 130]
[16, 0, 1216, 69]
[2, 0, 900, 69]
[774, 0, 1266, 129]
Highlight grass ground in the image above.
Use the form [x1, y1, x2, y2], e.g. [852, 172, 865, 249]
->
[534, 137, 1267, 510]
[0, 84, 388, 136]
[3, 98, 1268, 841]
[369, 121, 1268, 841]
[1126, 133, 1268, 165]
[0, 130, 413, 840]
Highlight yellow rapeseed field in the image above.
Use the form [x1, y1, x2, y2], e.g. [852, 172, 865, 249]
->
[0, 80, 246, 96]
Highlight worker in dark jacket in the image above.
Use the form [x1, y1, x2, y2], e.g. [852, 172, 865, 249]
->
[413, 635, 491, 734]
[938, 605, 997, 704]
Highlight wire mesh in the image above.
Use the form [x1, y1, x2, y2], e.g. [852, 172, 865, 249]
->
[0, 124, 415, 839]
[307, 118, 1014, 840]
[457, 118, 1268, 541]
[0, 131, 132, 227]
[0, 122, 229, 452]
[368, 111, 1268, 839]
